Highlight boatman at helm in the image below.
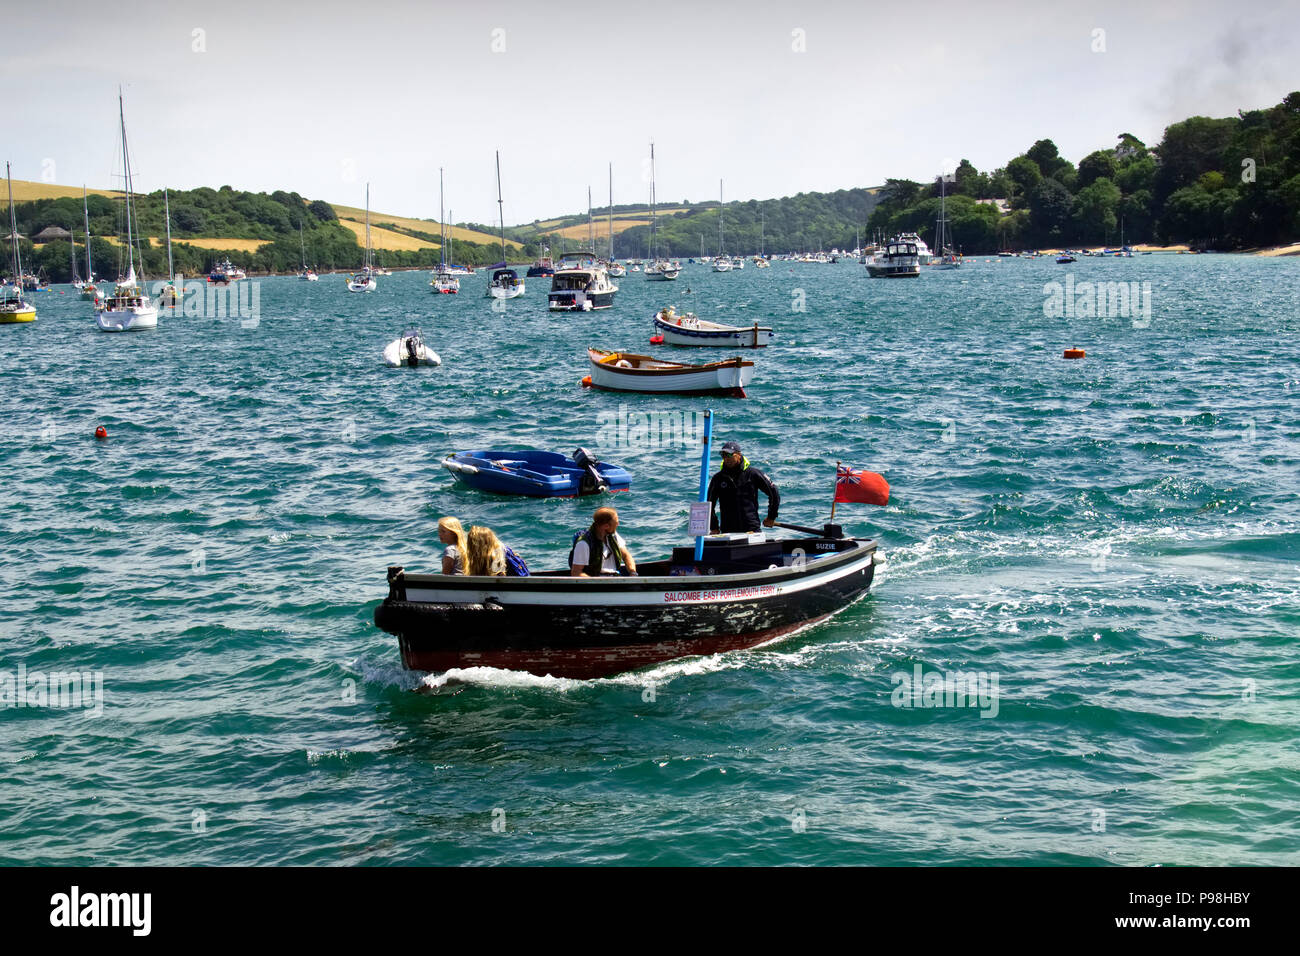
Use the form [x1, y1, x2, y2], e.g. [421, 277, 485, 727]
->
[708, 441, 780, 534]
[570, 507, 638, 577]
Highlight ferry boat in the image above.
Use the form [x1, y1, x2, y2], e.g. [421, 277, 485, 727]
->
[547, 252, 618, 311]
[865, 236, 922, 278]
[374, 525, 881, 679]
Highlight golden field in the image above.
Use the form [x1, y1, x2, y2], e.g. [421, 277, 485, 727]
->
[330, 204, 515, 249]
[337, 220, 437, 253]
[1, 179, 121, 204]
[549, 218, 655, 241]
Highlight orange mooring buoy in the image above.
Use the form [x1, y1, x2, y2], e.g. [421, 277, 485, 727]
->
[581, 375, 592, 388]
[94, 426, 108, 439]
[1063, 348, 1086, 360]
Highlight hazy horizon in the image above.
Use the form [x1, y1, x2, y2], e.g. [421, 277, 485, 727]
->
[5, 0, 1298, 226]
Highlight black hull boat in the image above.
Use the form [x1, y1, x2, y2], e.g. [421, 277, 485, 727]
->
[374, 530, 880, 679]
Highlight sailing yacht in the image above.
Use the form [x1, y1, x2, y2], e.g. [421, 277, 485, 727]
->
[931, 175, 962, 269]
[96, 94, 158, 331]
[298, 222, 318, 280]
[76, 187, 100, 298]
[712, 179, 733, 272]
[347, 183, 377, 292]
[431, 167, 459, 294]
[603, 163, 626, 278]
[159, 188, 181, 307]
[645, 142, 677, 281]
[2, 163, 36, 324]
[485, 152, 525, 299]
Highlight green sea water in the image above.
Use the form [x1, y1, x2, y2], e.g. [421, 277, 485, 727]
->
[1, 255, 1298, 865]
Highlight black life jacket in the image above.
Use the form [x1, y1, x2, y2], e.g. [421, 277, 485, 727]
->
[568, 527, 624, 576]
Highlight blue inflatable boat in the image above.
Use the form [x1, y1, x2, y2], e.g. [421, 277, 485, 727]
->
[441, 448, 632, 497]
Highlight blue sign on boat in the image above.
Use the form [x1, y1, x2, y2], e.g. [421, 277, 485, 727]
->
[441, 448, 632, 498]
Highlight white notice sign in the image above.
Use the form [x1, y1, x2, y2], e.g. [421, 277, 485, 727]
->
[689, 501, 710, 537]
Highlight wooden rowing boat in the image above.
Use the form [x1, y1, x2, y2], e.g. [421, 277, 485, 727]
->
[585, 347, 754, 397]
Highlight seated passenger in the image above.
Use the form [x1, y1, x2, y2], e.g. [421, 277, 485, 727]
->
[438, 516, 467, 575]
[569, 507, 637, 577]
[466, 525, 507, 576]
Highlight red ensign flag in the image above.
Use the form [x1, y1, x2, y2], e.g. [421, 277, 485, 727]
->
[834, 465, 890, 505]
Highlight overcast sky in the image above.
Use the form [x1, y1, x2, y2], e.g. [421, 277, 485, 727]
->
[5, 0, 1297, 225]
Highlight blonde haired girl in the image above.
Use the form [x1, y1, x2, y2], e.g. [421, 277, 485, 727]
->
[438, 517, 467, 575]
[466, 525, 507, 576]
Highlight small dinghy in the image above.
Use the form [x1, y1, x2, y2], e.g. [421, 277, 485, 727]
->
[585, 347, 754, 397]
[652, 307, 773, 348]
[383, 329, 441, 368]
[442, 447, 632, 497]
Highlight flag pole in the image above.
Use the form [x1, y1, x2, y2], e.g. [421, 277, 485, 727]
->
[694, 409, 714, 561]
[830, 460, 841, 521]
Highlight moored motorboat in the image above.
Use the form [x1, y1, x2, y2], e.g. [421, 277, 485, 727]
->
[865, 236, 922, 278]
[526, 251, 554, 278]
[374, 527, 880, 679]
[652, 307, 773, 347]
[548, 252, 618, 311]
[585, 347, 754, 396]
[207, 257, 245, 284]
[442, 447, 632, 497]
[383, 328, 441, 367]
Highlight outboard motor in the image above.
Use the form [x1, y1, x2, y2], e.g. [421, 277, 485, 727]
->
[573, 446, 608, 495]
[405, 334, 420, 367]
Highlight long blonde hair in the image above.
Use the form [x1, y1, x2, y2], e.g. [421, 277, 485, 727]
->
[466, 525, 506, 576]
[438, 516, 467, 562]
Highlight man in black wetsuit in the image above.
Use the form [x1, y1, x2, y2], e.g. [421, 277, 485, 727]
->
[707, 441, 780, 533]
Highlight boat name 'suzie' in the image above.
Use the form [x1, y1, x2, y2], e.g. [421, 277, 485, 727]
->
[664, 585, 778, 603]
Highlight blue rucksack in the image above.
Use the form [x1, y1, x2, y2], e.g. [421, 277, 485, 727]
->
[503, 546, 529, 577]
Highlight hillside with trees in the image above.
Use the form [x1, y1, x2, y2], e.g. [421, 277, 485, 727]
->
[4, 185, 530, 282]
[869, 91, 1300, 253]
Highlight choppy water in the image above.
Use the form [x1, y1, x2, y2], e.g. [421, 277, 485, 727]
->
[2, 255, 1298, 865]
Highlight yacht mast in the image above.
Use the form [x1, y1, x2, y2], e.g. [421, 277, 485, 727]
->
[8, 163, 24, 283]
[495, 151, 507, 263]
[118, 91, 137, 278]
[83, 186, 92, 280]
[164, 188, 175, 281]
[718, 179, 725, 257]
